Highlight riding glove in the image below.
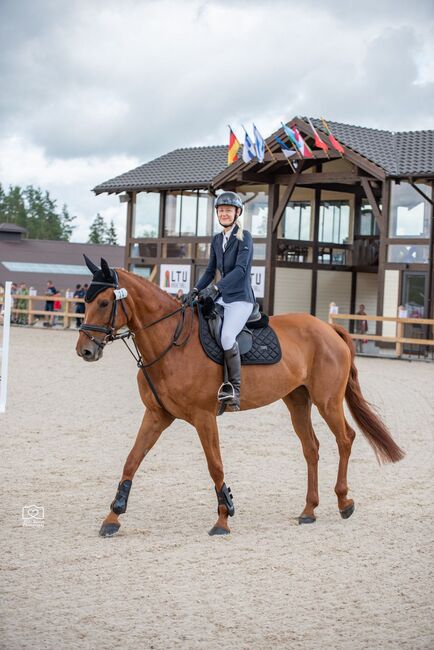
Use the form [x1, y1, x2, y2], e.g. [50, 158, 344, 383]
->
[198, 285, 220, 302]
[182, 287, 199, 305]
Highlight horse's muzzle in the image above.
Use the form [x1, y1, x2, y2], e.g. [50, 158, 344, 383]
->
[76, 340, 103, 362]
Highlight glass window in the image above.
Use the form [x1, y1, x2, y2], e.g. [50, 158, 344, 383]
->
[163, 243, 192, 258]
[180, 193, 197, 236]
[319, 200, 350, 244]
[130, 242, 157, 258]
[318, 247, 349, 265]
[387, 244, 429, 264]
[240, 191, 268, 236]
[282, 201, 311, 240]
[130, 264, 153, 279]
[253, 243, 266, 260]
[358, 199, 379, 236]
[196, 243, 211, 259]
[134, 192, 159, 238]
[197, 193, 214, 236]
[389, 182, 431, 238]
[164, 193, 180, 236]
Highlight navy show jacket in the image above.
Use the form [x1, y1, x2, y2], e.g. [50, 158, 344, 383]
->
[195, 225, 255, 304]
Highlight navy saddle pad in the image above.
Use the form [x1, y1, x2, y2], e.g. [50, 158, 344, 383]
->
[197, 304, 282, 366]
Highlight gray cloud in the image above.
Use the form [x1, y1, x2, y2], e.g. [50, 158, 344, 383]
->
[0, 0, 432, 241]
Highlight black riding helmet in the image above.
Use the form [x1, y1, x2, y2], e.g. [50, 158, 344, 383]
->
[215, 192, 243, 226]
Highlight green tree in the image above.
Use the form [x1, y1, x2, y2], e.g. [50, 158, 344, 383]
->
[88, 213, 107, 244]
[0, 183, 76, 241]
[105, 219, 118, 245]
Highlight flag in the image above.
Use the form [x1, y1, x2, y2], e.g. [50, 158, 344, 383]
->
[253, 123, 266, 162]
[307, 117, 329, 152]
[281, 122, 300, 150]
[242, 129, 257, 163]
[293, 127, 314, 158]
[274, 135, 297, 159]
[321, 118, 345, 154]
[227, 127, 241, 165]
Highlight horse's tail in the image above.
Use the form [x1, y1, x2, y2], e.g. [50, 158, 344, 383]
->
[332, 324, 405, 464]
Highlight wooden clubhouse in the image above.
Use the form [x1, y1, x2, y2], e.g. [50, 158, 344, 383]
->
[93, 117, 434, 335]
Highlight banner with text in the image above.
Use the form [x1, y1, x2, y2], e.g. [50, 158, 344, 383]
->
[160, 264, 191, 294]
[251, 266, 265, 298]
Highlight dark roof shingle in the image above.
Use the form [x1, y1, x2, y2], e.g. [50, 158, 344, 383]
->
[308, 118, 434, 176]
[93, 145, 227, 194]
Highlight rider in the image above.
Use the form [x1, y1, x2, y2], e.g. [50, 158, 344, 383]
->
[185, 191, 255, 410]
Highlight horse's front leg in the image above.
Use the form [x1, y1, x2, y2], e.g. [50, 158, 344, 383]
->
[194, 413, 235, 536]
[99, 408, 174, 537]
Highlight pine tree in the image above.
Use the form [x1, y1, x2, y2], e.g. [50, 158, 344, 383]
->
[88, 213, 107, 244]
[0, 184, 76, 241]
[105, 219, 118, 245]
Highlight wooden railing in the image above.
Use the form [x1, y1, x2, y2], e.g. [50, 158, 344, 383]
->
[0, 294, 85, 328]
[329, 312, 434, 357]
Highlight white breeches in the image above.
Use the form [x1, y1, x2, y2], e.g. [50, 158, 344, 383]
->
[216, 297, 253, 350]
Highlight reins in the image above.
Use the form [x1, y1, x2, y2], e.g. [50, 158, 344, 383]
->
[79, 272, 195, 412]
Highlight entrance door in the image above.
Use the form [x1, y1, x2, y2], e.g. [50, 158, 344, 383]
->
[402, 272, 427, 317]
[402, 272, 428, 354]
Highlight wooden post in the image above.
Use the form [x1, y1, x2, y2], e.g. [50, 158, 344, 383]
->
[396, 315, 404, 358]
[64, 298, 70, 329]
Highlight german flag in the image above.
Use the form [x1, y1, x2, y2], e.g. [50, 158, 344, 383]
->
[228, 126, 241, 165]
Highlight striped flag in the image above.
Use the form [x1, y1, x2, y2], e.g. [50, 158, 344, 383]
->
[307, 117, 329, 152]
[253, 123, 266, 162]
[293, 127, 314, 158]
[242, 129, 257, 163]
[227, 126, 241, 165]
[274, 135, 297, 159]
[321, 118, 345, 154]
[281, 122, 300, 151]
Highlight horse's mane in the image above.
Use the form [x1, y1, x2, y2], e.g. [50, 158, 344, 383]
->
[116, 267, 181, 307]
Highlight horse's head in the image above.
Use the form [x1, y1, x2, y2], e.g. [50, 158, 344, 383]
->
[76, 255, 129, 362]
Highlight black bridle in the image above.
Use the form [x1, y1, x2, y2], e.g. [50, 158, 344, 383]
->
[79, 271, 195, 412]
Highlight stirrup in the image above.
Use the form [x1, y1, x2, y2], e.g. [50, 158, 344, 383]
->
[217, 381, 235, 402]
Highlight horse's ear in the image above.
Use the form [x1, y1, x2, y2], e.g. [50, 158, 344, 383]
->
[100, 257, 112, 280]
[83, 254, 99, 275]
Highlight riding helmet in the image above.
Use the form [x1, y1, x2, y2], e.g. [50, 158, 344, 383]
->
[214, 191, 243, 215]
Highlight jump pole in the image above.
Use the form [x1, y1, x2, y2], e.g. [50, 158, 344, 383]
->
[0, 281, 12, 413]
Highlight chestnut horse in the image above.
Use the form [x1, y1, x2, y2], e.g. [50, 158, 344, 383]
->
[76, 259, 404, 537]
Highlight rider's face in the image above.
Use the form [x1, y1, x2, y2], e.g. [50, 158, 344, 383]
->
[217, 205, 237, 227]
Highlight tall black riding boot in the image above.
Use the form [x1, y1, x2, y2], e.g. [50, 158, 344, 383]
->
[217, 342, 241, 411]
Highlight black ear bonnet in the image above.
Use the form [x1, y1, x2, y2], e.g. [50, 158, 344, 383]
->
[83, 255, 118, 303]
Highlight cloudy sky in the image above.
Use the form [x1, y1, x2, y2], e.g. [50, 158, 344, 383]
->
[1, 0, 433, 243]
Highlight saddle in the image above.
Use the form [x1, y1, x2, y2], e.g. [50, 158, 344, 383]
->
[198, 302, 282, 366]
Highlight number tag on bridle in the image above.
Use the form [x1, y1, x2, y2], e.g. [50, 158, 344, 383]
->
[114, 288, 128, 301]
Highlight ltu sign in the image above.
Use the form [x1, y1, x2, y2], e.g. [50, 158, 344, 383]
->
[251, 266, 265, 298]
[160, 264, 191, 294]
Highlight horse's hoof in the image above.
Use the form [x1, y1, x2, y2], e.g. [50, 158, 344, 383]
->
[208, 526, 230, 536]
[298, 514, 316, 525]
[99, 522, 120, 537]
[340, 502, 355, 519]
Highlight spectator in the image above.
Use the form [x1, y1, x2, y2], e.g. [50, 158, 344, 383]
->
[73, 284, 86, 328]
[356, 304, 368, 353]
[44, 280, 57, 327]
[16, 283, 29, 325]
[53, 291, 62, 326]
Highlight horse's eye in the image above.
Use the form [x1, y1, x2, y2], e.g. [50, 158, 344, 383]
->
[100, 300, 109, 308]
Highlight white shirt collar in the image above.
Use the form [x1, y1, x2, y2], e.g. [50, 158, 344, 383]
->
[222, 224, 236, 240]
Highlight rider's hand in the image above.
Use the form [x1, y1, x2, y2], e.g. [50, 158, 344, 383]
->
[182, 287, 199, 305]
[198, 285, 219, 303]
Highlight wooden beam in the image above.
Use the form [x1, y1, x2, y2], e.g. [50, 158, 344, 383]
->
[408, 179, 434, 207]
[361, 178, 384, 233]
[291, 117, 387, 181]
[241, 171, 275, 184]
[272, 168, 302, 232]
[295, 172, 377, 185]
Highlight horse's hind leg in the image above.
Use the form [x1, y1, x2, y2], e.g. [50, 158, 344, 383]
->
[99, 408, 174, 537]
[193, 412, 234, 536]
[283, 387, 320, 524]
[316, 398, 356, 519]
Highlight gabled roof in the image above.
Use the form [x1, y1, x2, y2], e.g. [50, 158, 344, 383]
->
[308, 118, 434, 176]
[93, 145, 227, 194]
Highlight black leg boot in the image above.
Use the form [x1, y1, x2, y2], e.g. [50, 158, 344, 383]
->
[217, 342, 241, 410]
